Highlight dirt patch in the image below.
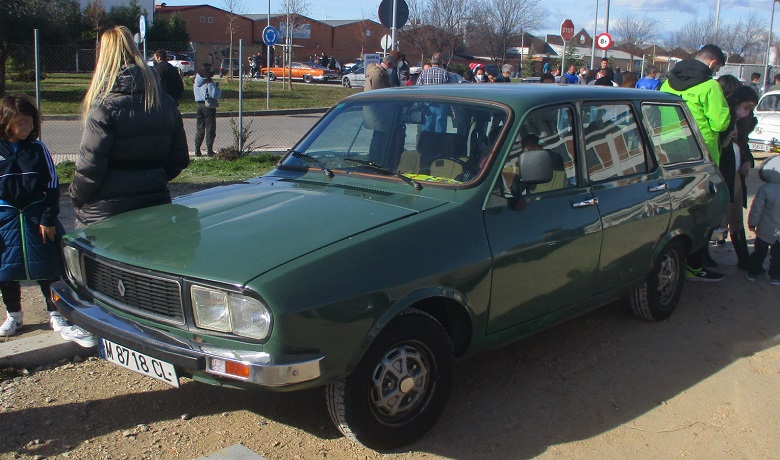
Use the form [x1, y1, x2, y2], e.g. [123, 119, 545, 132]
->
[1, 179, 779, 459]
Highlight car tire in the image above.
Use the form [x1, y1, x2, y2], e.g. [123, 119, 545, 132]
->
[325, 309, 454, 450]
[342, 77, 351, 88]
[303, 74, 313, 84]
[268, 72, 276, 81]
[630, 240, 685, 321]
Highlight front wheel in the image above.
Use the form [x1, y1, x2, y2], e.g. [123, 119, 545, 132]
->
[268, 72, 276, 81]
[342, 77, 352, 88]
[326, 309, 454, 450]
[630, 240, 685, 321]
[303, 74, 313, 83]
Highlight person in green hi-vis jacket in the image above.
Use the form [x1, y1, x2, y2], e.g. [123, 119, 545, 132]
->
[661, 44, 731, 166]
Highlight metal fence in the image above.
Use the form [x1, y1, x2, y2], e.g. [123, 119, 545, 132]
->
[2, 39, 333, 163]
[718, 63, 780, 90]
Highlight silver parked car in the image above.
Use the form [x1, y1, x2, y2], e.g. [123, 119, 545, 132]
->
[342, 64, 365, 88]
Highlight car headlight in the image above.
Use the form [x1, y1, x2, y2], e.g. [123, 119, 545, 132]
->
[63, 246, 84, 286]
[191, 285, 271, 340]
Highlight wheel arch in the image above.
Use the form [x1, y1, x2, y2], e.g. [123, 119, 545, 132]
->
[369, 288, 474, 359]
[653, 231, 692, 268]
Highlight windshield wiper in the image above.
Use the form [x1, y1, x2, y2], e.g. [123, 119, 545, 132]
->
[289, 150, 334, 178]
[343, 158, 423, 191]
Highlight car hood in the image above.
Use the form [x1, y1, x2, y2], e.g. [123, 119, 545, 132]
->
[71, 178, 448, 284]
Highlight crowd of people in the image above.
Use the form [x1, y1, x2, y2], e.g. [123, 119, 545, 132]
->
[1, 39, 779, 342]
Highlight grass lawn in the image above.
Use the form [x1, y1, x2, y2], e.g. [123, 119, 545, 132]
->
[56, 153, 281, 185]
[6, 72, 360, 115]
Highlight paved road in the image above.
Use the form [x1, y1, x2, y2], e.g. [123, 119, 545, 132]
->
[42, 112, 323, 163]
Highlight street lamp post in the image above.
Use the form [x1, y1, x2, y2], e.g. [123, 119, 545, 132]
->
[767, 0, 779, 91]
[590, 0, 599, 69]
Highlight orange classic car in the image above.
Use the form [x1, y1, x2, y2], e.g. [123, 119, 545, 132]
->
[262, 62, 339, 83]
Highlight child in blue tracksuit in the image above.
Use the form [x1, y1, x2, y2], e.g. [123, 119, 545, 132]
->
[746, 156, 780, 285]
[0, 94, 67, 337]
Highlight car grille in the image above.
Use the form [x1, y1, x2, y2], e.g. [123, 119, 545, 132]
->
[84, 255, 185, 324]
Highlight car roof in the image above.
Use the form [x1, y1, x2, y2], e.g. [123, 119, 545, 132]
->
[346, 84, 686, 109]
[760, 90, 780, 98]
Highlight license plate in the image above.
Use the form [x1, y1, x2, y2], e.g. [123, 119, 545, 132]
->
[749, 142, 770, 152]
[101, 339, 179, 388]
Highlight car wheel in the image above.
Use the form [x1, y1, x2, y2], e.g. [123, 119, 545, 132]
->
[343, 77, 351, 88]
[630, 240, 685, 321]
[326, 309, 454, 450]
[268, 72, 276, 81]
[303, 74, 313, 83]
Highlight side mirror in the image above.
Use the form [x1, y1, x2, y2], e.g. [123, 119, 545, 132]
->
[519, 149, 554, 184]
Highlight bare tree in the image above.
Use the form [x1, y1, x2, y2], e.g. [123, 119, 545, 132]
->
[221, 0, 247, 79]
[468, 0, 543, 67]
[612, 13, 658, 72]
[278, 0, 310, 89]
[400, 0, 470, 65]
[84, 0, 109, 50]
[719, 13, 767, 63]
[666, 15, 717, 52]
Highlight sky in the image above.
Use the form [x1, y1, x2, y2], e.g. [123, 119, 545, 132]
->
[157, 0, 776, 38]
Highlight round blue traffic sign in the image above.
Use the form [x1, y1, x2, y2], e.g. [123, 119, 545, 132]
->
[263, 26, 279, 46]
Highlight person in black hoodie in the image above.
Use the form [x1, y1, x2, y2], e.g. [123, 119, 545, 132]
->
[152, 49, 184, 104]
[719, 86, 759, 270]
[0, 94, 67, 337]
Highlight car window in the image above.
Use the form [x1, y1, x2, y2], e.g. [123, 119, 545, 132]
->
[583, 103, 649, 182]
[757, 94, 780, 112]
[641, 103, 704, 165]
[284, 100, 508, 186]
[501, 105, 577, 196]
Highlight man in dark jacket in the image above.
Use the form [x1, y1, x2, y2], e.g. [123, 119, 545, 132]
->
[153, 50, 184, 104]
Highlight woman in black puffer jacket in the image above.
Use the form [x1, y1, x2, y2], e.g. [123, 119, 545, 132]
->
[71, 26, 189, 226]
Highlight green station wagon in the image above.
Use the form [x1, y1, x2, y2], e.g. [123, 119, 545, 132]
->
[53, 85, 728, 450]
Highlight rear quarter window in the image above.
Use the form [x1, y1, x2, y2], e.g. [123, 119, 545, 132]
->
[641, 104, 704, 165]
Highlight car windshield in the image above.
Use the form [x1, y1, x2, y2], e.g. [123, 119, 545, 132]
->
[280, 99, 508, 186]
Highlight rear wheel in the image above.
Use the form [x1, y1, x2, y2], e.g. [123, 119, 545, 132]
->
[630, 240, 685, 321]
[268, 72, 277, 81]
[342, 77, 352, 88]
[326, 309, 454, 450]
[303, 74, 313, 83]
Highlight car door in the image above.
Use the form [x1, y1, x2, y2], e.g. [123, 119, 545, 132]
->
[484, 105, 602, 334]
[582, 102, 672, 293]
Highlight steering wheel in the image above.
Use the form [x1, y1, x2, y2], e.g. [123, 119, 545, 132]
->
[442, 157, 479, 180]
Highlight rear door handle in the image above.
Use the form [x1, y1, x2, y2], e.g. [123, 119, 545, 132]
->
[648, 183, 668, 192]
[572, 197, 598, 208]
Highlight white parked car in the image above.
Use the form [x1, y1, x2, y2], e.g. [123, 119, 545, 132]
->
[749, 90, 780, 155]
[342, 64, 365, 88]
[147, 53, 195, 75]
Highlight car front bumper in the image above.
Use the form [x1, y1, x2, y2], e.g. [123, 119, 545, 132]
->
[51, 281, 324, 387]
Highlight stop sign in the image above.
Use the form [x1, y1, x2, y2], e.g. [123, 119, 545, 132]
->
[560, 19, 575, 42]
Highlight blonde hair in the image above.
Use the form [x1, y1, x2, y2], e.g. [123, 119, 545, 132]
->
[82, 26, 160, 122]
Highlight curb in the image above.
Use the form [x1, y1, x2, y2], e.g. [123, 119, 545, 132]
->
[0, 331, 95, 369]
[44, 107, 329, 121]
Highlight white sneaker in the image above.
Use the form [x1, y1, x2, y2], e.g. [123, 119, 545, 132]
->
[0, 312, 23, 337]
[49, 312, 70, 332]
[61, 325, 97, 348]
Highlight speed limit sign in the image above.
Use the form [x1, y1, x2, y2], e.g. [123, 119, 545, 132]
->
[596, 32, 613, 50]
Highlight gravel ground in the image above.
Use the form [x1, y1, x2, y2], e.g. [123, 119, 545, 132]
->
[1, 179, 779, 460]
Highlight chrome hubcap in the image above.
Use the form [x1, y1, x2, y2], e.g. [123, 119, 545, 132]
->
[656, 252, 679, 304]
[370, 344, 430, 418]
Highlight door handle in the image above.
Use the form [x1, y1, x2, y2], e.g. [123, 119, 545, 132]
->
[572, 197, 598, 208]
[648, 183, 668, 192]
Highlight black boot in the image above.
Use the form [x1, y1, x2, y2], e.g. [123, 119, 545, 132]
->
[731, 230, 750, 270]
